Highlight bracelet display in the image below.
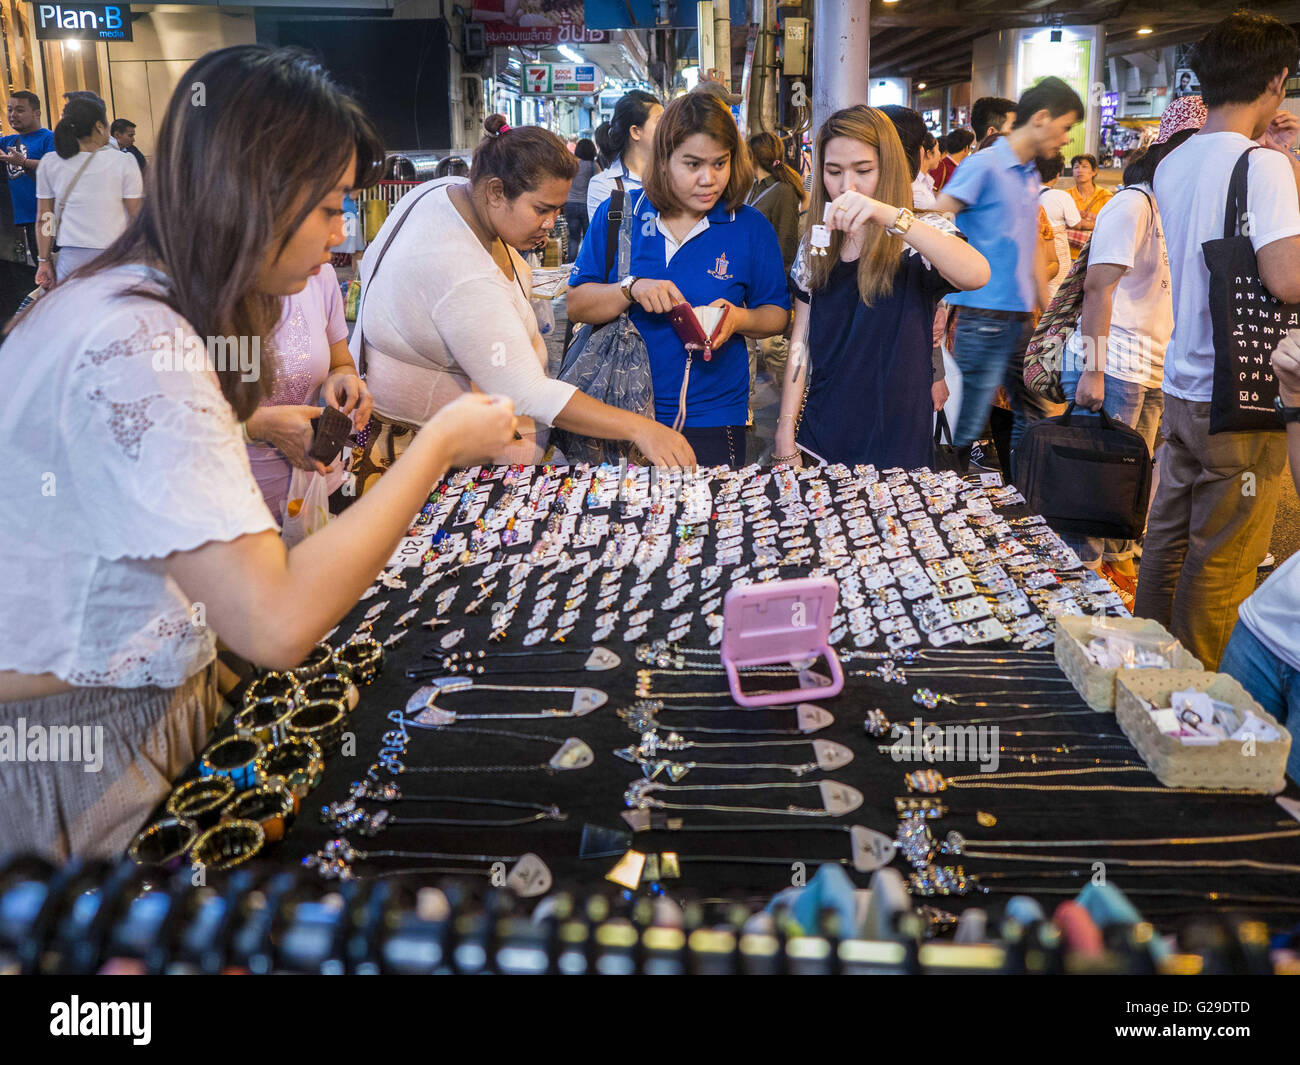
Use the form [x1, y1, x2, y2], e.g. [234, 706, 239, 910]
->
[234, 694, 296, 746]
[199, 735, 266, 791]
[256, 737, 325, 804]
[165, 777, 236, 828]
[290, 642, 337, 682]
[335, 637, 384, 685]
[127, 816, 200, 871]
[286, 701, 348, 755]
[190, 819, 266, 872]
[220, 779, 297, 843]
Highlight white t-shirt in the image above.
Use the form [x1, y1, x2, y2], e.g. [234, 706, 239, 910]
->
[1065, 184, 1172, 389]
[912, 171, 938, 211]
[586, 158, 642, 218]
[0, 265, 277, 688]
[1239, 552, 1300, 672]
[1039, 186, 1080, 279]
[35, 146, 142, 250]
[1153, 132, 1300, 401]
[352, 178, 576, 452]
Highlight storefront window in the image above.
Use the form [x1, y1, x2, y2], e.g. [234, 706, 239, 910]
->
[41, 39, 108, 112]
[0, 0, 40, 101]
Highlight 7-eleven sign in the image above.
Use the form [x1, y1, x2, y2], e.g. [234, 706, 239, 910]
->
[524, 65, 551, 93]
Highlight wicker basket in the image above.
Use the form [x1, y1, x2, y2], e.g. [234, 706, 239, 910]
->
[1115, 669, 1290, 793]
[1054, 615, 1202, 712]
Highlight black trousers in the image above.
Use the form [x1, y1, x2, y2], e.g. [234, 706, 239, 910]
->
[681, 425, 745, 467]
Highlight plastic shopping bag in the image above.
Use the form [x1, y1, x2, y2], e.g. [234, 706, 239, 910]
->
[281, 468, 332, 547]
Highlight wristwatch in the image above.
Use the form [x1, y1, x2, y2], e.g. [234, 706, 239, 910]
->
[619, 275, 639, 302]
[1274, 393, 1300, 424]
[886, 207, 915, 236]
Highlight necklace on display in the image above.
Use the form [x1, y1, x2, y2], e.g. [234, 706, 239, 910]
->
[304, 838, 552, 895]
[322, 787, 568, 835]
[408, 646, 621, 679]
[623, 777, 864, 818]
[903, 764, 1270, 795]
[621, 701, 835, 736]
[403, 681, 607, 723]
[618, 736, 854, 781]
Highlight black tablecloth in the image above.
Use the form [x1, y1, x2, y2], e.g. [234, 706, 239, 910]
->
[176, 464, 1300, 931]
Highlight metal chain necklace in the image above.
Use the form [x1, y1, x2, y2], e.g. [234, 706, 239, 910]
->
[623, 777, 864, 818]
[322, 786, 568, 835]
[904, 764, 1269, 795]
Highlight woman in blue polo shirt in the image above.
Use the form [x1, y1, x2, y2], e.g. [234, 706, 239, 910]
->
[567, 92, 790, 466]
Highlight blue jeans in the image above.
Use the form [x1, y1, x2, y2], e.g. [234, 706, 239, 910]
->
[1059, 367, 1163, 563]
[951, 311, 1041, 467]
[1220, 621, 1300, 785]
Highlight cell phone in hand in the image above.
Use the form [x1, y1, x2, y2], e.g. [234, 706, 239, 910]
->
[308, 406, 354, 464]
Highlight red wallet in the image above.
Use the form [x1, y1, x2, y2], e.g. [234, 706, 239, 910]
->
[668, 303, 726, 361]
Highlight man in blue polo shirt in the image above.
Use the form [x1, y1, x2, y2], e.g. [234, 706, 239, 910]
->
[0, 90, 55, 299]
[936, 76, 1083, 470]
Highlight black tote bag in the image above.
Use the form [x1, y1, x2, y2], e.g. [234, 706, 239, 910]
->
[1204, 147, 1298, 433]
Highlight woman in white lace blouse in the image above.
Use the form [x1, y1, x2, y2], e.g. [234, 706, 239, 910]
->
[0, 46, 517, 860]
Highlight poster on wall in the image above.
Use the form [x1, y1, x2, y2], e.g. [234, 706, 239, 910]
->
[1018, 32, 1092, 162]
[1174, 68, 1200, 97]
[472, 0, 606, 46]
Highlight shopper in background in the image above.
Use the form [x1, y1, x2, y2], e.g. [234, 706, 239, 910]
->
[1222, 331, 1300, 781]
[1, 90, 54, 295]
[1065, 153, 1113, 260]
[568, 92, 790, 466]
[34, 97, 142, 284]
[930, 128, 974, 192]
[245, 260, 371, 520]
[970, 96, 1016, 141]
[0, 45, 521, 860]
[593, 121, 614, 169]
[356, 115, 693, 474]
[1037, 152, 1081, 300]
[564, 137, 599, 261]
[586, 89, 663, 217]
[1135, 11, 1300, 670]
[775, 105, 988, 469]
[744, 130, 803, 419]
[934, 77, 1083, 470]
[111, 119, 146, 172]
[1060, 130, 1187, 605]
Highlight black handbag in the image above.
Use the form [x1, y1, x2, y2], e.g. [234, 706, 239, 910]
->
[932, 410, 967, 473]
[1204, 147, 1298, 434]
[1014, 403, 1152, 540]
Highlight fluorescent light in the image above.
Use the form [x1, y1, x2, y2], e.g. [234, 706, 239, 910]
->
[1137, 26, 1153, 35]
[66, 40, 80, 51]
[558, 45, 584, 64]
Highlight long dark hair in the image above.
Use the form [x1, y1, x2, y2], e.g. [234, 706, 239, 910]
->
[30, 46, 384, 419]
[1122, 128, 1196, 187]
[54, 97, 105, 159]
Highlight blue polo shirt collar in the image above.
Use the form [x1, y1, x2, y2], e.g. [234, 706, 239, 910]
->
[633, 190, 737, 225]
[994, 134, 1038, 177]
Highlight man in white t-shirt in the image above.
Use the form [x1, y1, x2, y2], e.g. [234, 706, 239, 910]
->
[1135, 11, 1300, 670]
[1036, 152, 1081, 300]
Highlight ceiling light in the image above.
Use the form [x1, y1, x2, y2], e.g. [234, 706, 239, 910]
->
[916, 82, 927, 90]
[558, 44, 584, 64]
[1137, 26, 1153, 35]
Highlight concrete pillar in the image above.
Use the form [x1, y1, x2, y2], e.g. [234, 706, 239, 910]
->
[812, 0, 869, 132]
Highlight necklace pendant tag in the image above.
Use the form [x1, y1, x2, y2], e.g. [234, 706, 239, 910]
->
[507, 853, 553, 898]
[413, 707, 456, 727]
[796, 703, 835, 733]
[605, 849, 646, 890]
[549, 737, 595, 771]
[621, 808, 652, 832]
[813, 739, 854, 771]
[571, 687, 608, 714]
[585, 647, 622, 671]
[850, 825, 898, 873]
[819, 780, 864, 816]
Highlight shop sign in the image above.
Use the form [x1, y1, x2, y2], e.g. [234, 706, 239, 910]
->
[522, 63, 603, 96]
[31, 2, 132, 42]
[473, 0, 606, 46]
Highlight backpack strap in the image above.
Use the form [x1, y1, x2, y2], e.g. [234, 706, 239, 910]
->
[603, 177, 625, 282]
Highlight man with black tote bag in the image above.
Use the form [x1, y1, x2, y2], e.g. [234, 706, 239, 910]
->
[1136, 12, 1300, 670]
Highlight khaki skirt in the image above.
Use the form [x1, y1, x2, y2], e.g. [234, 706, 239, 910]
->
[0, 662, 222, 862]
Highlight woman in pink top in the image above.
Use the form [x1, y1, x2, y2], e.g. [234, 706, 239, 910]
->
[244, 262, 372, 520]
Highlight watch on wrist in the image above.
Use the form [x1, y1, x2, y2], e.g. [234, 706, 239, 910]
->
[1274, 393, 1300, 424]
[620, 275, 639, 302]
[886, 207, 915, 237]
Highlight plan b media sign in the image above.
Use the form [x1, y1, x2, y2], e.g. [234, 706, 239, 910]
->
[33, 3, 132, 42]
